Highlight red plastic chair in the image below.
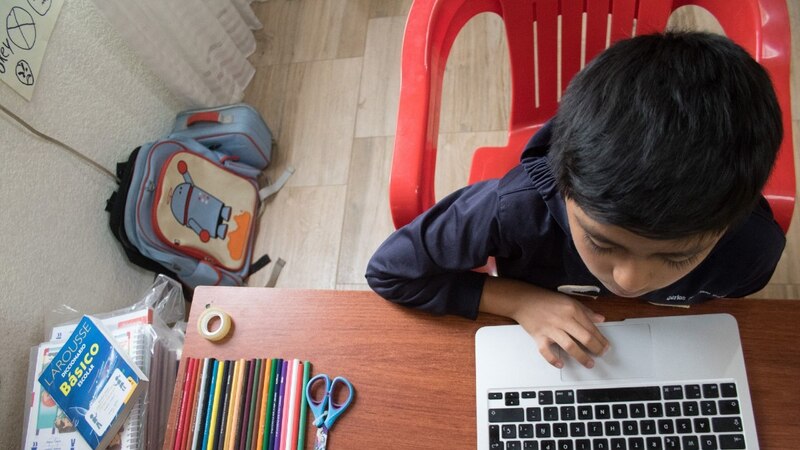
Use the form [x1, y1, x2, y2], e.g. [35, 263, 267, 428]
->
[390, 0, 794, 233]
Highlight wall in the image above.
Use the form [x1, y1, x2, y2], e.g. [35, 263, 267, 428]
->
[0, 0, 186, 447]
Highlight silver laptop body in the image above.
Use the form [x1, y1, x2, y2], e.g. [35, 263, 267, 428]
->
[475, 313, 758, 449]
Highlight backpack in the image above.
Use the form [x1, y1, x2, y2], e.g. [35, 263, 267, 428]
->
[106, 104, 286, 293]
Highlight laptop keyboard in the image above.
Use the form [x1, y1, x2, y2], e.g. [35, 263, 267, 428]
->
[487, 380, 747, 449]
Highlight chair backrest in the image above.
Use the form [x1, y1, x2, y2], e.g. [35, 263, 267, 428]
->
[390, 0, 794, 233]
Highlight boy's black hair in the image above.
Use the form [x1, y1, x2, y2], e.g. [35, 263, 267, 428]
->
[548, 31, 783, 239]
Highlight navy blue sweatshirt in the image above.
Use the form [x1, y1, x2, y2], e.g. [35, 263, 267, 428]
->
[366, 125, 786, 319]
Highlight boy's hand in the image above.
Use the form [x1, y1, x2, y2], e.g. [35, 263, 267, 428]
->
[479, 277, 609, 369]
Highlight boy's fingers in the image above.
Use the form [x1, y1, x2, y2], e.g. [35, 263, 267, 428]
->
[571, 310, 610, 354]
[564, 321, 607, 356]
[552, 331, 594, 369]
[536, 338, 563, 368]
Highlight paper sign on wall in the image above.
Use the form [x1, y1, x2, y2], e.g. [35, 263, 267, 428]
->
[0, 0, 64, 100]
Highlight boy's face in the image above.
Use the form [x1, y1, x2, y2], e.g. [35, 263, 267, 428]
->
[565, 199, 723, 297]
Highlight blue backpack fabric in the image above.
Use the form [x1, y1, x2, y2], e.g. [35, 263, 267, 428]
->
[106, 104, 275, 293]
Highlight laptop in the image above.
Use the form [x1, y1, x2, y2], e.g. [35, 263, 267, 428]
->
[475, 314, 757, 449]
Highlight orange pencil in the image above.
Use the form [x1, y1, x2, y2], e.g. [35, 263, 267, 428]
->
[255, 359, 272, 450]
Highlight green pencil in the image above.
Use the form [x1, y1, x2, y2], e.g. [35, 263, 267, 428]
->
[297, 361, 312, 450]
[263, 359, 278, 450]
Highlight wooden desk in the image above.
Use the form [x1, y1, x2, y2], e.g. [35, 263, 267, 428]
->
[165, 287, 800, 449]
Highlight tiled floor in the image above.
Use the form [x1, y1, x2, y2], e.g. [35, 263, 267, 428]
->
[243, 0, 800, 299]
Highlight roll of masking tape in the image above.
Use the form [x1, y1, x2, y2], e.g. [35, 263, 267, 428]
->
[198, 307, 232, 342]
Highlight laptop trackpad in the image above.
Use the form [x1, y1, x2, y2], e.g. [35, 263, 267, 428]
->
[561, 322, 654, 382]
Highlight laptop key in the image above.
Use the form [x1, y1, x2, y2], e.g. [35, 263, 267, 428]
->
[502, 424, 517, 439]
[693, 418, 710, 433]
[702, 384, 720, 399]
[571, 422, 586, 437]
[523, 391, 537, 399]
[561, 406, 576, 421]
[613, 404, 628, 418]
[700, 400, 717, 416]
[622, 420, 638, 435]
[718, 399, 740, 415]
[507, 442, 521, 450]
[685, 384, 702, 399]
[663, 436, 680, 449]
[664, 402, 681, 417]
[558, 439, 574, 450]
[575, 439, 591, 450]
[718, 434, 746, 449]
[541, 441, 556, 450]
[630, 403, 646, 418]
[682, 435, 700, 450]
[596, 405, 611, 419]
[544, 407, 559, 421]
[523, 442, 539, 450]
[489, 425, 500, 443]
[700, 435, 718, 450]
[720, 383, 738, 398]
[489, 392, 503, 400]
[647, 403, 663, 417]
[489, 408, 524, 423]
[628, 438, 645, 450]
[527, 407, 542, 422]
[540, 391, 554, 405]
[536, 423, 552, 438]
[610, 438, 626, 450]
[588, 421, 603, 436]
[675, 418, 692, 434]
[657, 419, 674, 434]
[604, 420, 621, 436]
[579, 405, 593, 420]
[663, 385, 683, 400]
[553, 422, 568, 437]
[556, 390, 576, 404]
[640, 420, 657, 435]
[506, 392, 521, 406]
[682, 401, 699, 416]
[645, 437, 662, 449]
[712, 417, 743, 432]
[592, 438, 609, 450]
[519, 424, 534, 438]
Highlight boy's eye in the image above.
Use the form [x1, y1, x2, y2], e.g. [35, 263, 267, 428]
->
[663, 254, 700, 270]
[583, 234, 614, 254]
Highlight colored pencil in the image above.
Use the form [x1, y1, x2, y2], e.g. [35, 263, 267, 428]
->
[173, 358, 194, 450]
[264, 359, 281, 450]
[278, 360, 292, 450]
[288, 360, 303, 450]
[256, 359, 273, 450]
[245, 359, 263, 450]
[268, 360, 284, 450]
[237, 359, 256, 450]
[252, 359, 267, 450]
[201, 360, 220, 450]
[186, 358, 203, 450]
[296, 361, 311, 450]
[273, 359, 289, 450]
[233, 360, 252, 450]
[225, 360, 244, 450]
[283, 359, 296, 450]
[192, 358, 213, 450]
[182, 358, 202, 450]
[215, 360, 233, 450]
[206, 360, 226, 450]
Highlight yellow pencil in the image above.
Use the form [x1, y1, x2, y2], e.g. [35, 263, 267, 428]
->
[206, 360, 226, 450]
[223, 359, 241, 449]
[226, 359, 246, 450]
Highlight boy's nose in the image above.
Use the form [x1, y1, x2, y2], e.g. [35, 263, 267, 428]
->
[612, 260, 651, 296]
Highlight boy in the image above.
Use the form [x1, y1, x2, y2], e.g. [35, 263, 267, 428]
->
[365, 32, 785, 369]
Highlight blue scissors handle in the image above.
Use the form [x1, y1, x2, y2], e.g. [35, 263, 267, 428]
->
[305, 374, 354, 430]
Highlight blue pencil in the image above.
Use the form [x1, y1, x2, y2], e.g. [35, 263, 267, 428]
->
[272, 360, 289, 450]
[201, 360, 220, 450]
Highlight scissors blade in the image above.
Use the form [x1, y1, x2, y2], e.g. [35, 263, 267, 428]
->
[313, 426, 329, 450]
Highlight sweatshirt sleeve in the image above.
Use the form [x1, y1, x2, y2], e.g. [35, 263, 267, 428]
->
[365, 180, 503, 319]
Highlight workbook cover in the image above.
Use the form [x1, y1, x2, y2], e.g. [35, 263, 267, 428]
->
[37, 316, 149, 450]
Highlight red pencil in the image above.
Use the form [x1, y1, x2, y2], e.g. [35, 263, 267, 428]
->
[174, 358, 196, 450]
[185, 358, 203, 450]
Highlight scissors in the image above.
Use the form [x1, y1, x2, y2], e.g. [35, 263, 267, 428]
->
[305, 373, 355, 450]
